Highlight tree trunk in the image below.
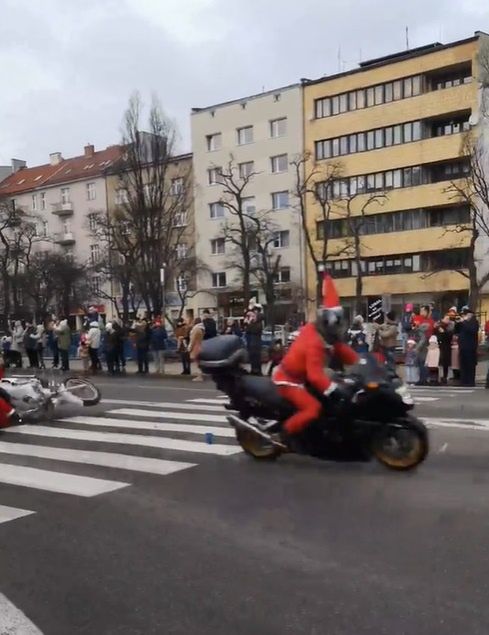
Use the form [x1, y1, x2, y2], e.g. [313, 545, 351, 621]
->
[468, 233, 479, 310]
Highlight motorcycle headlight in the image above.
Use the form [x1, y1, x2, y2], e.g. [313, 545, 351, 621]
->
[395, 384, 414, 406]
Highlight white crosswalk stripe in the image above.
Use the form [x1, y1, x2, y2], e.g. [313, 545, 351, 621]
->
[0, 398, 238, 526]
[407, 385, 479, 403]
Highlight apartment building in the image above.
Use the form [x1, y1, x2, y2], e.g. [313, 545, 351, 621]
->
[0, 144, 122, 316]
[302, 31, 489, 319]
[191, 84, 304, 322]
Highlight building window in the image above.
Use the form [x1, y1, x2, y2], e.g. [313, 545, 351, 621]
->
[40, 192, 46, 211]
[208, 167, 223, 185]
[176, 275, 188, 292]
[270, 117, 287, 138]
[31, 194, 37, 211]
[242, 197, 256, 215]
[88, 213, 98, 232]
[173, 212, 188, 227]
[237, 126, 254, 145]
[239, 161, 254, 179]
[206, 133, 222, 152]
[273, 267, 291, 284]
[115, 188, 128, 205]
[315, 97, 331, 118]
[272, 191, 289, 210]
[91, 276, 101, 294]
[209, 202, 225, 219]
[212, 272, 227, 288]
[42, 220, 48, 237]
[62, 219, 71, 234]
[86, 182, 96, 201]
[433, 117, 470, 137]
[61, 187, 70, 204]
[431, 66, 472, 91]
[271, 154, 288, 173]
[211, 238, 225, 255]
[315, 119, 427, 160]
[272, 230, 290, 248]
[170, 177, 184, 195]
[176, 243, 188, 259]
[90, 244, 100, 264]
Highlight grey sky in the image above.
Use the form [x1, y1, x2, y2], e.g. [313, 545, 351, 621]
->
[0, 0, 488, 165]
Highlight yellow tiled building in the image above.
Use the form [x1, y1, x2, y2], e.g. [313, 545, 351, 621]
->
[302, 31, 489, 320]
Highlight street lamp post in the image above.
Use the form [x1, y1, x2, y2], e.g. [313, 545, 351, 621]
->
[160, 264, 166, 321]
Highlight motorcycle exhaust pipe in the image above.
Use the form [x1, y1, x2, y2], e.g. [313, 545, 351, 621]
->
[227, 414, 287, 450]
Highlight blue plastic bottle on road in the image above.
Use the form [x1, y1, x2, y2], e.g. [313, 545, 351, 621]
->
[205, 432, 214, 444]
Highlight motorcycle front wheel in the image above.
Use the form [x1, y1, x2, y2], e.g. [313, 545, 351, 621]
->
[64, 376, 101, 406]
[372, 420, 429, 471]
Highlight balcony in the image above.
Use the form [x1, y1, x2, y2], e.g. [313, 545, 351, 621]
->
[51, 202, 74, 216]
[54, 232, 76, 246]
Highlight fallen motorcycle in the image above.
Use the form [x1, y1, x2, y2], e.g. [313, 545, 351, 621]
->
[199, 335, 428, 471]
[0, 374, 101, 422]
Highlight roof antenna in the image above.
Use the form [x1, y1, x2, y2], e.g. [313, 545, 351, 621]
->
[337, 46, 341, 72]
[405, 26, 410, 50]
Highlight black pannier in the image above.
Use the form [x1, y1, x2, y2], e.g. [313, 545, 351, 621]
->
[198, 335, 247, 372]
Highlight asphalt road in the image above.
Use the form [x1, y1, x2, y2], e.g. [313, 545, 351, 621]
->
[1, 377, 489, 634]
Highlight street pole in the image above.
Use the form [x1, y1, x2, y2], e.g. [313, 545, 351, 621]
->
[160, 264, 166, 322]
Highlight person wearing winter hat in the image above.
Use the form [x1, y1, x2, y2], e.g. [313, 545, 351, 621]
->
[425, 335, 440, 385]
[272, 275, 358, 442]
[404, 339, 419, 385]
[347, 315, 368, 354]
[88, 321, 101, 374]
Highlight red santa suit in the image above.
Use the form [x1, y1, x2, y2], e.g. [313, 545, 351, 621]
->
[272, 276, 358, 435]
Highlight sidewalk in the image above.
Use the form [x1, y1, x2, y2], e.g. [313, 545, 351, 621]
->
[7, 357, 193, 378]
[8, 357, 489, 383]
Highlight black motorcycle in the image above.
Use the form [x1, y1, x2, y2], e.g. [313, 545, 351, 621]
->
[199, 335, 429, 471]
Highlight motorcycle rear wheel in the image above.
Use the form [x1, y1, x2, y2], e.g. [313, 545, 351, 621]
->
[64, 377, 101, 406]
[235, 428, 281, 460]
[372, 422, 428, 471]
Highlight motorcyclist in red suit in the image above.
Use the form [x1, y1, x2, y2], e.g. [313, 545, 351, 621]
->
[272, 275, 358, 437]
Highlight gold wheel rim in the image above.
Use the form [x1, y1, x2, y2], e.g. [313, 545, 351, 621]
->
[375, 434, 424, 468]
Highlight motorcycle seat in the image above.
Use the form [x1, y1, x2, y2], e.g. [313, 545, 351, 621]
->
[241, 375, 291, 412]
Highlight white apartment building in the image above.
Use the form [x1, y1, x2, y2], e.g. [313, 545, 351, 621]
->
[0, 144, 121, 317]
[190, 84, 304, 323]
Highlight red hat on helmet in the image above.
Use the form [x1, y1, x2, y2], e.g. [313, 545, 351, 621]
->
[322, 274, 341, 310]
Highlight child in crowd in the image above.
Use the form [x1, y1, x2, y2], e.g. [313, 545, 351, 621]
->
[78, 329, 90, 374]
[425, 335, 440, 385]
[404, 339, 419, 385]
[451, 335, 460, 383]
[268, 339, 284, 376]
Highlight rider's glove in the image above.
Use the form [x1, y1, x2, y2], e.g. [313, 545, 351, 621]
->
[323, 382, 350, 402]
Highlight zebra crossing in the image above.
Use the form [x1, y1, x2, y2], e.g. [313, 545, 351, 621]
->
[0, 395, 238, 526]
[409, 385, 480, 403]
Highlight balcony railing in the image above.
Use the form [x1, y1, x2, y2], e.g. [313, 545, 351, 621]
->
[51, 202, 74, 215]
[54, 231, 76, 245]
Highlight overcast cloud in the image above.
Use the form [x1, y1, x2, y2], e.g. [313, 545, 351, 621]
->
[0, 0, 488, 165]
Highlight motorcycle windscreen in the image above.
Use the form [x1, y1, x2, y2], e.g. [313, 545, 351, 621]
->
[353, 353, 390, 383]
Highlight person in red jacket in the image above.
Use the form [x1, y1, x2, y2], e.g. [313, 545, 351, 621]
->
[272, 275, 358, 437]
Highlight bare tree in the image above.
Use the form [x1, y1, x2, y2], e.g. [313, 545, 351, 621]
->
[0, 198, 42, 326]
[107, 93, 193, 317]
[335, 189, 387, 315]
[444, 132, 489, 308]
[215, 158, 262, 308]
[248, 216, 282, 332]
[291, 153, 346, 302]
[18, 252, 87, 319]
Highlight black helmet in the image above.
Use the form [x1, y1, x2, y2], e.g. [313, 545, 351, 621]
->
[316, 274, 344, 344]
[316, 307, 344, 344]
